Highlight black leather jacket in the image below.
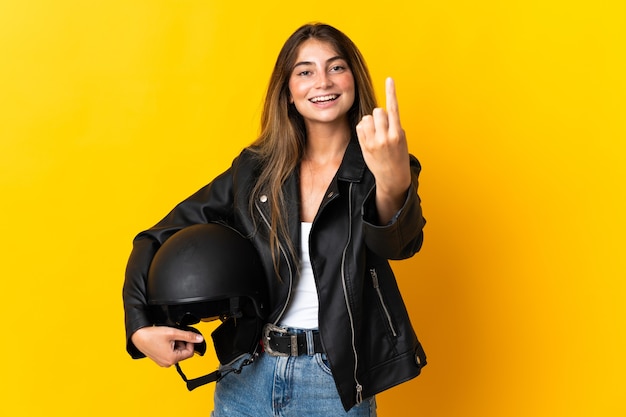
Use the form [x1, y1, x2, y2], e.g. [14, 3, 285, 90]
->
[123, 140, 427, 411]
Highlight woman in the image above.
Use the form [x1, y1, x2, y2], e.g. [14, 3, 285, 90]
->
[123, 23, 427, 416]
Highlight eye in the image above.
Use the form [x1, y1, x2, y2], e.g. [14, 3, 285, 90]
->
[329, 65, 346, 72]
[297, 70, 312, 76]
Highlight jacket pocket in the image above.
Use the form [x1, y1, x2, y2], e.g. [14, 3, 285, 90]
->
[369, 267, 398, 337]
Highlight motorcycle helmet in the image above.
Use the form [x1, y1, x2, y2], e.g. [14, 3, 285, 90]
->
[147, 222, 268, 390]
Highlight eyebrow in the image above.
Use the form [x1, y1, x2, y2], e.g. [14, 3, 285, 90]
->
[293, 55, 346, 69]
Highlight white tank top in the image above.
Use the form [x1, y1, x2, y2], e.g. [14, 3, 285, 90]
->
[278, 222, 319, 329]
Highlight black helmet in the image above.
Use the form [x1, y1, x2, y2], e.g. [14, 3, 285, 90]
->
[147, 222, 267, 326]
[146, 222, 267, 390]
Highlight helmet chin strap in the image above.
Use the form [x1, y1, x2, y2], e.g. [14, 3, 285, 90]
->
[173, 324, 257, 391]
[175, 362, 221, 391]
[170, 324, 215, 391]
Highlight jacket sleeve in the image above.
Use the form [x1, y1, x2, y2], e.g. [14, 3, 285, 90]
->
[361, 154, 425, 260]
[122, 160, 238, 358]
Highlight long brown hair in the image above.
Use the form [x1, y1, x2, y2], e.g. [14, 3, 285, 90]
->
[249, 23, 378, 277]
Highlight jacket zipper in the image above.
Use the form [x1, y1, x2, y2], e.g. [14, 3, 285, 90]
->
[340, 182, 363, 405]
[255, 201, 294, 323]
[257, 185, 363, 404]
[370, 268, 398, 337]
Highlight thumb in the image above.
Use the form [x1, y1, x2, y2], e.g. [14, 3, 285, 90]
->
[171, 340, 197, 362]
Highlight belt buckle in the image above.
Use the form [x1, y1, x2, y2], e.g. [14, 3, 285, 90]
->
[262, 323, 296, 357]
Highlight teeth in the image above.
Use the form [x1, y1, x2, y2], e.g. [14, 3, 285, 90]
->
[310, 94, 338, 103]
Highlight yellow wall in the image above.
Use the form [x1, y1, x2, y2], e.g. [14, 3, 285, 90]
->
[1, 1, 624, 415]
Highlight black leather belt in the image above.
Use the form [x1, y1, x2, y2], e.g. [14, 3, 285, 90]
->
[262, 324, 324, 357]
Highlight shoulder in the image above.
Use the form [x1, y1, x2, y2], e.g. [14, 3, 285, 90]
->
[230, 146, 263, 173]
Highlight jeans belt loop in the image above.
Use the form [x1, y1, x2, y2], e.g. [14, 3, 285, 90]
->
[305, 330, 315, 356]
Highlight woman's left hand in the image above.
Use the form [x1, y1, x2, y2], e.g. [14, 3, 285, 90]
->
[356, 77, 412, 224]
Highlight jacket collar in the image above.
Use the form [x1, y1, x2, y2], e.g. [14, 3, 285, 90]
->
[255, 138, 366, 226]
[336, 139, 367, 182]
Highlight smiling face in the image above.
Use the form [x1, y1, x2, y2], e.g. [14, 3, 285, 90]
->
[288, 39, 356, 131]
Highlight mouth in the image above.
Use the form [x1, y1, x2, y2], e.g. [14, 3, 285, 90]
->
[309, 94, 339, 103]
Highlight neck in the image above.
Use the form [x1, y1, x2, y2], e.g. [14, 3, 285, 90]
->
[304, 121, 351, 164]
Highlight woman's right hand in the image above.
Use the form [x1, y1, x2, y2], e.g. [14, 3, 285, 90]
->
[131, 326, 204, 367]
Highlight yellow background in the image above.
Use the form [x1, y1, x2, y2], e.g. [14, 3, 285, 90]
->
[1, 1, 624, 416]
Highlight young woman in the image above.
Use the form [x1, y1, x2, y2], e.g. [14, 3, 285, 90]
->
[123, 23, 427, 416]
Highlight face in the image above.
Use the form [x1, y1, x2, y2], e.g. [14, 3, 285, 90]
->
[288, 39, 355, 129]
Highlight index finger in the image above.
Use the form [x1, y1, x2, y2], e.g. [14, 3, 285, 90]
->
[385, 77, 401, 128]
[170, 327, 204, 343]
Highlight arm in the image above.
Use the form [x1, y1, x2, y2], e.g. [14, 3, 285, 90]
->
[122, 161, 238, 359]
[361, 154, 425, 260]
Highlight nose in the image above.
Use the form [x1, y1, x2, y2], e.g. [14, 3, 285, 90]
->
[317, 72, 333, 89]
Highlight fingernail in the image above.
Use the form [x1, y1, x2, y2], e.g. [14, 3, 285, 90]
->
[196, 334, 204, 342]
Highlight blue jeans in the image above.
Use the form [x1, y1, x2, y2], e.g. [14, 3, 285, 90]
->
[211, 350, 376, 416]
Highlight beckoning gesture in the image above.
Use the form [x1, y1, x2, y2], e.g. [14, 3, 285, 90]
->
[356, 77, 412, 224]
